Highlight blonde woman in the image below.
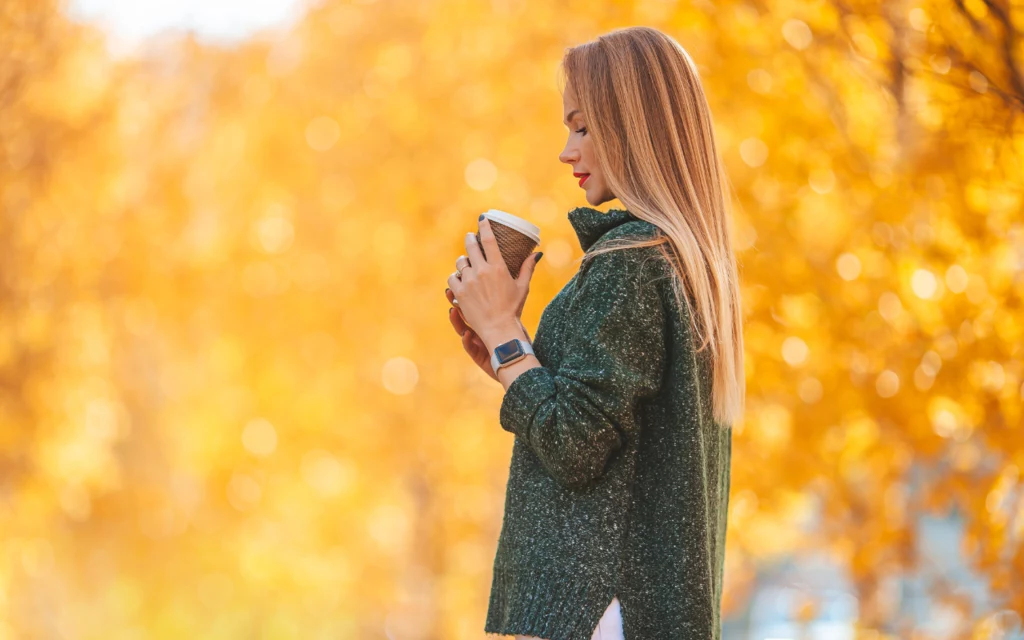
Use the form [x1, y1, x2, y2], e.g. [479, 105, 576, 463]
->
[445, 26, 744, 639]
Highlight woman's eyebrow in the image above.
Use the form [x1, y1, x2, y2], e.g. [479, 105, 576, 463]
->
[563, 109, 581, 126]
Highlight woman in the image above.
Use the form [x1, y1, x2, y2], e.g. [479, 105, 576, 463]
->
[445, 26, 744, 639]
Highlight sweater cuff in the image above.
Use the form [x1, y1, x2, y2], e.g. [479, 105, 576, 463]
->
[499, 366, 555, 438]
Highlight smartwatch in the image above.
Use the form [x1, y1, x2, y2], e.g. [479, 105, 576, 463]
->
[490, 338, 535, 376]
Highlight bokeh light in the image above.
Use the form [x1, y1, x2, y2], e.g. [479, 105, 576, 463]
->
[3, 0, 1022, 638]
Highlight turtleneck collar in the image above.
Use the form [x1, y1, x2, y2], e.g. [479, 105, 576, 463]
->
[567, 206, 642, 252]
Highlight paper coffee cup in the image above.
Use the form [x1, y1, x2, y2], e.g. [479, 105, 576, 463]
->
[474, 209, 541, 280]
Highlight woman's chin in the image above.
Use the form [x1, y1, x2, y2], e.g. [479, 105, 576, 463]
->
[584, 189, 612, 207]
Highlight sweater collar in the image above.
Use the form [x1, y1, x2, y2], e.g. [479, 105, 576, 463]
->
[567, 206, 641, 252]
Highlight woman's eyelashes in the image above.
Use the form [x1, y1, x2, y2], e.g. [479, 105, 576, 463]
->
[575, 126, 588, 136]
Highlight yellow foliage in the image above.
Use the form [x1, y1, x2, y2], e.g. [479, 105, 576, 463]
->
[1, 0, 1022, 636]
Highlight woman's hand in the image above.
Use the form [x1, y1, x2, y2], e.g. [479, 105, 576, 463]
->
[446, 288, 500, 381]
[446, 288, 533, 382]
[447, 216, 541, 343]
[446, 216, 541, 380]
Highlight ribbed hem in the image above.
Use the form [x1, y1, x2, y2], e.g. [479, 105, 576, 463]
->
[484, 561, 613, 640]
[499, 366, 554, 438]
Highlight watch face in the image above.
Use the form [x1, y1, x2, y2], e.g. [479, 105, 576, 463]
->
[495, 340, 525, 363]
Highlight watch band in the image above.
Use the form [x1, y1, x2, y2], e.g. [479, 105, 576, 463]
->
[490, 338, 535, 376]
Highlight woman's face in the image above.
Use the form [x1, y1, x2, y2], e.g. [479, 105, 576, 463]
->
[559, 87, 614, 206]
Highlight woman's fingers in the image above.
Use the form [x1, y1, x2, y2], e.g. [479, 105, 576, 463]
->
[448, 307, 467, 335]
[448, 303, 469, 331]
[461, 323, 480, 349]
[469, 331, 486, 350]
[461, 323, 486, 357]
[468, 332, 484, 354]
[447, 288, 470, 333]
[455, 320, 497, 380]
[462, 327, 484, 359]
[449, 286, 496, 378]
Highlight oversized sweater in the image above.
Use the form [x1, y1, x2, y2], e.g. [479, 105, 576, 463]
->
[484, 206, 733, 640]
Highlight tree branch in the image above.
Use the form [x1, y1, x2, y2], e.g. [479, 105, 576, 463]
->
[981, 0, 1024, 105]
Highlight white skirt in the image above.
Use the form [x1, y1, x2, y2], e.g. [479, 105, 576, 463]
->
[514, 595, 623, 640]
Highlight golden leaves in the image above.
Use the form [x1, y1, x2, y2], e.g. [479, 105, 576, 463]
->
[1, 0, 1022, 636]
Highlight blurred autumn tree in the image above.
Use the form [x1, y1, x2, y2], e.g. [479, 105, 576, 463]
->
[722, 0, 1024, 632]
[0, 0, 1021, 638]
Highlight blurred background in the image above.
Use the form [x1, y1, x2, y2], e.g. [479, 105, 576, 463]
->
[1, 0, 1022, 638]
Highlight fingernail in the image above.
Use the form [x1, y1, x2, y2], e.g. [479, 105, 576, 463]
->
[535, 252, 544, 263]
[478, 214, 485, 221]
[445, 288, 450, 295]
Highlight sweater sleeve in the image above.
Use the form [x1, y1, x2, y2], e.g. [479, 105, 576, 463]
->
[498, 245, 667, 491]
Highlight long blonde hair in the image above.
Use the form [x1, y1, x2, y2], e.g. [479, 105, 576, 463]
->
[559, 26, 745, 427]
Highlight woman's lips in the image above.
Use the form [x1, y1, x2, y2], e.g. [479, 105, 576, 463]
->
[578, 174, 590, 187]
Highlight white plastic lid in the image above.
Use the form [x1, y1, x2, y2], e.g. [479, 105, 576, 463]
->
[481, 209, 541, 244]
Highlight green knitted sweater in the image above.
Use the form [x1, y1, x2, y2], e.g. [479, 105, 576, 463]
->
[484, 206, 732, 640]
